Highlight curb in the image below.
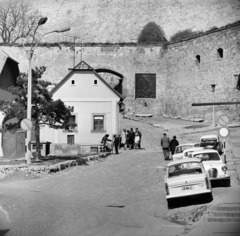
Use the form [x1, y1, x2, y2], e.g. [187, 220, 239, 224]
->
[0, 152, 110, 180]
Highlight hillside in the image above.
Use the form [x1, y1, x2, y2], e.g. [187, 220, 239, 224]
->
[0, 0, 239, 44]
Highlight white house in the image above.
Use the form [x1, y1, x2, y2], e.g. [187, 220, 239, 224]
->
[40, 61, 124, 154]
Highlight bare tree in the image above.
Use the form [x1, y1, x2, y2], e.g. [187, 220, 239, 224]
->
[0, 0, 42, 44]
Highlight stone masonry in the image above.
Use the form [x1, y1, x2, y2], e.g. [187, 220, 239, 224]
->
[1, 23, 240, 123]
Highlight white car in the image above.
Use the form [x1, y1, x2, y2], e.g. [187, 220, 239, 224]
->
[165, 158, 212, 209]
[190, 149, 230, 186]
[172, 143, 200, 160]
[182, 147, 205, 158]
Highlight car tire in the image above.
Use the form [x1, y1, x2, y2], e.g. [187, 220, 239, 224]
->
[224, 179, 231, 187]
[167, 199, 174, 209]
[206, 193, 213, 202]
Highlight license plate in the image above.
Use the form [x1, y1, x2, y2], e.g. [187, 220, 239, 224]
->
[182, 186, 194, 191]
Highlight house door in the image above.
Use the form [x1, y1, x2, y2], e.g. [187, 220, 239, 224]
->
[67, 135, 75, 145]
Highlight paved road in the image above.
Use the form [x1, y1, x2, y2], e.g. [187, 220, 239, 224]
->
[0, 117, 237, 236]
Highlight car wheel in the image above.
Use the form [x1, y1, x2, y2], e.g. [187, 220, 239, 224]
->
[167, 199, 174, 209]
[224, 179, 231, 187]
[206, 193, 213, 202]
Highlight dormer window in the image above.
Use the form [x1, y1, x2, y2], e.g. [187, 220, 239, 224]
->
[71, 79, 75, 85]
[94, 79, 98, 85]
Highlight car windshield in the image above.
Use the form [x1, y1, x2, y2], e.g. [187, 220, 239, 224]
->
[168, 162, 203, 178]
[175, 145, 193, 154]
[193, 152, 220, 161]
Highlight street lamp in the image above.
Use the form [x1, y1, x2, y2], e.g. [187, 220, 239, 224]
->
[25, 19, 70, 164]
[0, 17, 70, 164]
[211, 84, 216, 127]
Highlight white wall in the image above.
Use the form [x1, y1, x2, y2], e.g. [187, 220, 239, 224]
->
[40, 71, 121, 145]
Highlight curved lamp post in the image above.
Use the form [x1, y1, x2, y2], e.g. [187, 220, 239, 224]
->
[25, 19, 70, 164]
[0, 17, 70, 164]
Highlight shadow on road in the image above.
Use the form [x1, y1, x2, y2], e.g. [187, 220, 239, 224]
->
[0, 230, 10, 236]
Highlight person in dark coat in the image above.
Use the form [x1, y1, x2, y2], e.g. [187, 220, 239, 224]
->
[113, 135, 120, 154]
[129, 128, 135, 149]
[170, 136, 179, 155]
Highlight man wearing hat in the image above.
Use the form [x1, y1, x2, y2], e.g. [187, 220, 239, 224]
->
[170, 135, 179, 156]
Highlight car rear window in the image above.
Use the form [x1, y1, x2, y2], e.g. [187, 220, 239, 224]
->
[168, 162, 203, 178]
[175, 145, 193, 153]
[193, 153, 220, 161]
[201, 138, 217, 142]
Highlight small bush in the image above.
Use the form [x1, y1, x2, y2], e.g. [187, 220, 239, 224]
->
[170, 29, 202, 43]
[138, 22, 167, 44]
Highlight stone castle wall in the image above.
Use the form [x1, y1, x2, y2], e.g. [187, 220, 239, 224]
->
[1, 0, 239, 43]
[1, 24, 240, 123]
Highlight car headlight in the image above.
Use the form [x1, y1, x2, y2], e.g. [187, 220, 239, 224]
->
[222, 165, 228, 172]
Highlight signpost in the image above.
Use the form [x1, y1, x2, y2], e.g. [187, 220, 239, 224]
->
[20, 119, 33, 156]
[218, 116, 230, 164]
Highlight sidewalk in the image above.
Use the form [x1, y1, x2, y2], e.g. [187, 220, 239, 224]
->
[185, 146, 240, 236]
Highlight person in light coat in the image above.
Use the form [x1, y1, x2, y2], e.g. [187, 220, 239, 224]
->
[161, 133, 170, 160]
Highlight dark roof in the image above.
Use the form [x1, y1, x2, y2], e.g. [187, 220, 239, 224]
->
[0, 50, 19, 74]
[50, 61, 124, 99]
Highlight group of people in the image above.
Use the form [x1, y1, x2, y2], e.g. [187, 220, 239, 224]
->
[160, 133, 179, 160]
[101, 128, 142, 154]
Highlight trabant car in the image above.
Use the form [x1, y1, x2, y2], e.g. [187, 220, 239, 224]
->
[165, 158, 212, 209]
[172, 143, 200, 160]
[190, 149, 230, 186]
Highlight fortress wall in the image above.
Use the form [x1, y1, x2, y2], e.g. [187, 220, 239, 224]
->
[1, 25, 240, 122]
[1, 0, 239, 43]
[163, 25, 240, 122]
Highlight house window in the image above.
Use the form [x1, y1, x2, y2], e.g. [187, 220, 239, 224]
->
[92, 114, 105, 132]
[94, 79, 98, 85]
[67, 114, 77, 131]
[71, 79, 75, 85]
[67, 135, 75, 145]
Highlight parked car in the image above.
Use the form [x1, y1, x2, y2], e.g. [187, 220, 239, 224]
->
[172, 143, 200, 160]
[182, 147, 205, 158]
[165, 158, 213, 209]
[190, 149, 230, 186]
[199, 134, 223, 155]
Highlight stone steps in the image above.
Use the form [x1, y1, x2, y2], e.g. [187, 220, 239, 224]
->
[203, 205, 240, 223]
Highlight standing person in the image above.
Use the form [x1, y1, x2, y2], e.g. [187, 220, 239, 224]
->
[126, 130, 131, 150]
[113, 135, 120, 154]
[135, 128, 142, 149]
[170, 136, 179, 156]
[161, 133, 170, 160]
[129, 128, 135, 149]
[121, 129, 126, 149]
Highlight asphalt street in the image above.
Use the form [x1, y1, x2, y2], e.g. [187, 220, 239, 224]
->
[0, 116, 237, 236]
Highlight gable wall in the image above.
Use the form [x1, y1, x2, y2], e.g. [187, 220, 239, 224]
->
[52, 71, 120, 100]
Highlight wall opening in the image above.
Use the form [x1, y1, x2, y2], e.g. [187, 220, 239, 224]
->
[95, 68, 123, 94]
[217, 48, 223, 58]
[196, 55, 201, 63]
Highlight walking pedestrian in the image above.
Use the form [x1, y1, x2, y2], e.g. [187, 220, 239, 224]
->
[170, 136, 179, 156]
[161, 133, 170, 160]
[113, 135, 120, 154]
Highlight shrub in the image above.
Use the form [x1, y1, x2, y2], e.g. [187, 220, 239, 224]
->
[170, 29, 201, 43]
[138, 22, 167, 44]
